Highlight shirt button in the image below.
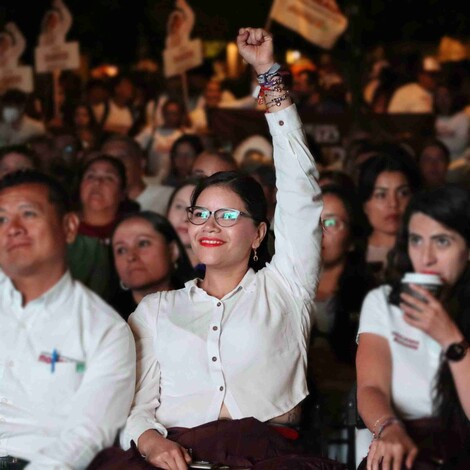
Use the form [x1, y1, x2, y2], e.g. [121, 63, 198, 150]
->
[212, 326, 218, 331]
[216, 302, 221, 307]
[7, 361, 13, 368]
[279, 120, 284, 126]
[212, 356, 217, 362]
[219, 386, 224, 391]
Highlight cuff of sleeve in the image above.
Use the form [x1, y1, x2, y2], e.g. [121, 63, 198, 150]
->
[120, 420, 168, 449]
[265, 104, 302, 137]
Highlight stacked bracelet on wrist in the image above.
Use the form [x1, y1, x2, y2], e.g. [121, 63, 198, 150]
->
[252, 62, 290, 109]
[373, 416, 403, 440]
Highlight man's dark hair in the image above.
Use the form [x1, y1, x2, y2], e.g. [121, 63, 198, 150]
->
[0, 169, 71, 217]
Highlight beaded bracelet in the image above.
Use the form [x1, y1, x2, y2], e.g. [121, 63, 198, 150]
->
[257, 79, 288, 106]
[373, 416, 403, 440]
[265, 91, 290, 109]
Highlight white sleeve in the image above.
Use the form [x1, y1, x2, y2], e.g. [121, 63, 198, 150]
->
[265, 104, 323, 302]
[356, 287, 391, 342]
[120, 296, 168, 449]
[26, 322, 136, 469]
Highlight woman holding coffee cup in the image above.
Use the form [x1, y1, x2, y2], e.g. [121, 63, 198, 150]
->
[356, 184, 470, 470]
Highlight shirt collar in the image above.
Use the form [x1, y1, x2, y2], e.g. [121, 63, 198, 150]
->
[5, 271, 74, 313]
[185, 268, 257, 301]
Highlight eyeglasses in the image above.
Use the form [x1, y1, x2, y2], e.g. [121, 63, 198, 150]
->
[321, 216, 348, 233]
[186, 206, 254, 227]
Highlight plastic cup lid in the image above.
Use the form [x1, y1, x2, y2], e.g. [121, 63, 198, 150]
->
[401, 272, 442, 285]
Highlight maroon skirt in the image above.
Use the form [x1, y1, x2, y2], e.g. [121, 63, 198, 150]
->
[88, 417, 346, 470]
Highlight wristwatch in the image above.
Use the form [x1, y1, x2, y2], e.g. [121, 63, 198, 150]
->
[445, 339, 470, 362]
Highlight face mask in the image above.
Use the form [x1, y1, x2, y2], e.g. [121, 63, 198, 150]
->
[2, 107, 20, 124]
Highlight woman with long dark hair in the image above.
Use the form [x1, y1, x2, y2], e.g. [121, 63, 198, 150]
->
[356, 184, 470, 469]
[357, 147, 421, 280]
[110, 28, 340, 470]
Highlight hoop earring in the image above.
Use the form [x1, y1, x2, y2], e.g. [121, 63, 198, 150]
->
[253, 249, 258, 262]
[120, 280, 129, 291]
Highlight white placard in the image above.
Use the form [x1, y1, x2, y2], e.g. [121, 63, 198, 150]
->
[35, 41, 80, 73]
[163, 39, 203, 78]
[270, 0, 348, 50]
[0, 66, 34, 93]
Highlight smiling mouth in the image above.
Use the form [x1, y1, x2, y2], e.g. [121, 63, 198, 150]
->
[199, 238, 224, 247]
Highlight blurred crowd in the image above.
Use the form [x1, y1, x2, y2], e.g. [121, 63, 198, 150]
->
[1, 44, 470, 468]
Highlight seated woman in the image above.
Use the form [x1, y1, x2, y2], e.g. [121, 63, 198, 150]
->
[356, 184, 470, 469]
[358, 148, 421, 282]
[166, 178, 200, 266]
[107, 28, 341, 470]
[110, 211, 195, 321]
[307, 184, 375, 460]
[67, 155, 137, 301]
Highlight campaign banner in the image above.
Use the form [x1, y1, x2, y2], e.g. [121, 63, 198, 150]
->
[163, 38, 203, 78]
[0, 66, 34, 93]
[35, 41, 80, 73]
[270, 0, 348, 49]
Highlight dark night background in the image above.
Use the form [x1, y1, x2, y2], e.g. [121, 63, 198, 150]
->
[1, 0, 469, 67]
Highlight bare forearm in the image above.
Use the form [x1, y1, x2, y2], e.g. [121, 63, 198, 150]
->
[358, 385, 397, 434]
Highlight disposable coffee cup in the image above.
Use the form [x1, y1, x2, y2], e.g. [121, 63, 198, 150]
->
[401, 273, 443, 304]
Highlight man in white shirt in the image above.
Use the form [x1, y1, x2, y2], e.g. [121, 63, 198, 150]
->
[387, 57, 441, 114]
[101, 135, 174, 215]
[0, 89, 45, 146]
[0, 170, 136, 469]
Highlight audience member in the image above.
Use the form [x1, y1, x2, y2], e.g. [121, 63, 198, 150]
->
[0, 89, 45, 146]
[318, 169, 356, 194]
[101, 134, 174, 214]
[191, 150, 238, 177]
[189, 79, 236, 133]
[85, 78, 111, 128]
[358, 148, 421, 280]
[387, 56, 441, 114]
[164, 133, 204, 187]
[0, 169, 136, 468]
[166, 178, 201, 270]
[417, 138, 450, 189]
[69, 101, 103, 151]
[93, 27, 342, 470]
[101, 74, 136, 136]
[0, 144, 40, 178]
[67, 155, 130, 301]
[24, 134, 56, 171]
[357, 184, 470, 469]
[434, 83, 469, 161]
[110, 210, 195, 320]
[135, 98, 188, 180]
[308, 183, 375, 462]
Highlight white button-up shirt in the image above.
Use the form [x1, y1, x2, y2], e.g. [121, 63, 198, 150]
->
[121, 104, 323, 446]
[0, 271, 136, 469]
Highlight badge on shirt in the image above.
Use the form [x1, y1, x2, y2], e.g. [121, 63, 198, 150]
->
[38, 351, 86, 373]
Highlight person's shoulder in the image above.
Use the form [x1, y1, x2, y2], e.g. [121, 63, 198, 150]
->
[363, 284, 392, 306]
[71, 278, 128, 327]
